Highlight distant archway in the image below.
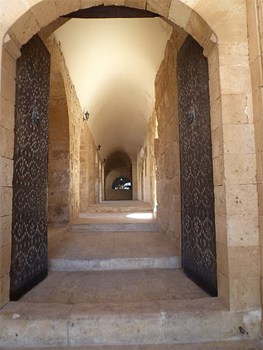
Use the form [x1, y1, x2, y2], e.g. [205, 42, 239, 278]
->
[105, 151, 132, 200]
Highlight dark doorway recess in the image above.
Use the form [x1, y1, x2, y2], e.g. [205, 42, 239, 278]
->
[10, 35, 50, 300]
[63, 5, 160, 19]
[105, 151, 132, 201]
[112, 176, 132, 190]
[177, 36, 217, 297]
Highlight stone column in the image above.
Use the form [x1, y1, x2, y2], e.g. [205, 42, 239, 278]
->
[0, 36, 20, 307]
[132, 158, 138, 200]
[207, 38, 260, 311]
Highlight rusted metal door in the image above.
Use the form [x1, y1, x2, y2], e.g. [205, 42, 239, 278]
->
[177, 36, 217, 296]
[10, 35, 50, 300]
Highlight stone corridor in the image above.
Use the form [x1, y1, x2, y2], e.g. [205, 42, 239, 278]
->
[1, 0, 263, 348]
[0, 201, 262, 348]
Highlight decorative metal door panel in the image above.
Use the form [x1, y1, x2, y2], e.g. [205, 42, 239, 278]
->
[177, 36, 217, 296]
[10, 35, 50, 300]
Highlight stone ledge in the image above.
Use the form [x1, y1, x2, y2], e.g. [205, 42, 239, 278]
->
[0, 299, 261, 347]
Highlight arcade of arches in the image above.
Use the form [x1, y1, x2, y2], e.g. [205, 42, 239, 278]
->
[0, 0, 263, 344]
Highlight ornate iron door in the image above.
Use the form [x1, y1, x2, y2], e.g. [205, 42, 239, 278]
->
[10, 35, 50, 300]
[177, 36, 217, 296]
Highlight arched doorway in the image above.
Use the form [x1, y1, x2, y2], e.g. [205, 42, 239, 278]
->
[8, 5, 218, 302]
[0, 1, 259, 318]
[104, 151, 133, 200]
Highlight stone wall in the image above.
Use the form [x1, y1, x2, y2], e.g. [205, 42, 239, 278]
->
[154, 29, 185, 254]
[247, 0, 263, 322]
[46, 37, 98, 221]
[48, 52, 70, 226]
[46, 38, 81, 222]
[79, 122, 99, 211]
[0, 43, 16, 306]
[138, 111, 157, 206]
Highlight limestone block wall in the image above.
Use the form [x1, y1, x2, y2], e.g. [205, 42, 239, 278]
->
[79, 122, 99, 211]
[137, 145, 151, 203]
[44, 38, 80, 221]
[154, 29, 185, 253]
[46, 37, 99, 218]
[247, 0, 263, 319]
[206, 2, 260, 312]
[0, 43, 17, 307]
[48, 54, 70, 226]
[139, 111, 158, 211]
[147, 113, 157, 209]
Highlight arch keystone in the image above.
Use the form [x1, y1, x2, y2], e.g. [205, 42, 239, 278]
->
[54, 0, 81, 16]
[124, 1, 146, 10]
[168, 1, 192, 30]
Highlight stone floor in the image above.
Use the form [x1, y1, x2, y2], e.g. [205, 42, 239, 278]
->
[1, 201, 262, 348]
[81, 200, 153, 213]
[20, 269, 207, 304]
[48, 230, 178, 260]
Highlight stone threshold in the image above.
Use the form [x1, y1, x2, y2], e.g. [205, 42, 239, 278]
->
[0, 299, 261, 347]
[1, 340, 263, 350]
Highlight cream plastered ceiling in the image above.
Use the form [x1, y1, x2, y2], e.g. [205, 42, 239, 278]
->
[55, 17, 172, 159]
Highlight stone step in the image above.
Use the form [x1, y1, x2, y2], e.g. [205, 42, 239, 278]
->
[0, 299, 261, 348]
[69, 222, 159, 232]
[1, 340, 262, 350]
[20, 270, 206, 304]
[48, 231, 180, 272]
[83, 201, 153, 214]
[49, 256, 181, 271]
[80, 206, 153, 214]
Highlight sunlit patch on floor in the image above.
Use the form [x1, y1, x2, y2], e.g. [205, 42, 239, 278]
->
[126, 212, 153, 220]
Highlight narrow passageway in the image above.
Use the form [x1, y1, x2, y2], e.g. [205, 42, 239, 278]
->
[1, 1, 263, 348]
[21, 200, 207, 304]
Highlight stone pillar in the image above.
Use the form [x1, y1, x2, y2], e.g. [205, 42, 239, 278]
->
[207, 39, 260, 311]
[0, 37, 20, 307]
[247, 0, 263, 324]
[132, 158, 138, 200]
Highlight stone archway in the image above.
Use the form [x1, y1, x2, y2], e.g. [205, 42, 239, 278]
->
[104, 151, 133, 201]
[0, 0, 260, 317]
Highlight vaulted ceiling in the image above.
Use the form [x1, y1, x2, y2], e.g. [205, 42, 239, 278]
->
[54, 17, 172, 159]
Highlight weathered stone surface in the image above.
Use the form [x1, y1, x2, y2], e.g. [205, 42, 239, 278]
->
[0, 298, 261, 347]
[9, 10, 40, 45]
[54, 0, 81, 15]
[0, 187, 12, 217]
[0, 243, 11, 276]
[0, 156, 13, 187]
[0, 69, 16, 105]
[0, 273, 9, 307]
[31, 0, 59, 28]
[0, 216, 12, 247]
[154, 29, 181, 245]
[147, 0, 171, 17]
